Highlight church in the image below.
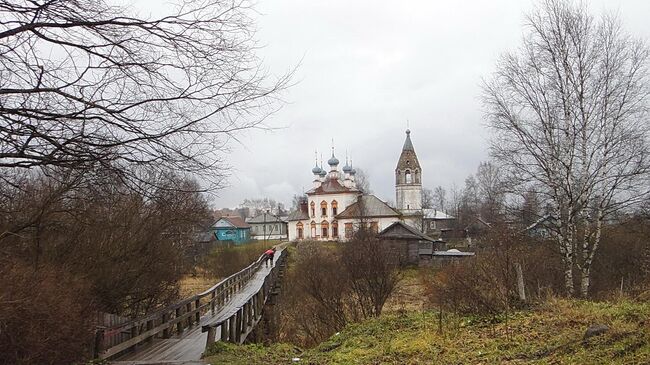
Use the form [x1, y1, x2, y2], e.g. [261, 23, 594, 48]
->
[287, 129, 424, 241]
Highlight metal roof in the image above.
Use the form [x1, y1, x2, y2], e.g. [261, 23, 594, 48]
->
[307, 178, 358, 195]
[287, 209, 309, 221]
[213, 216, 251, 229]
[246, 213, 287, 224]
[423, 209, 455, 220]
[336, 195, 400, 219]
[377, 221, 436, 242]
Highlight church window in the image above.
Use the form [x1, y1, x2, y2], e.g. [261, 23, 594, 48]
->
[321, 200, 328, 217]
[344, 223, 353, 238]
[370, 222, 379, 234]
[296, 222, 304, 239]
[332, 221, 339, 238]
[321, 220, 329, 238]
[310, 201, 315, 218]
[332, 200, 338, 216]
[310, 221, 316, 237]
[405, 170, 412, 184]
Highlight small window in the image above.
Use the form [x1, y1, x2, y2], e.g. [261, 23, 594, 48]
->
[321, 220, 329, 238]
[405, 170, 412, 184]
[310, 202, 316, 217]
[332, 200, 338, 216]
[332, 221, 339, 238]
[321, 200, 328, 217]
[345, 223, 353, 238]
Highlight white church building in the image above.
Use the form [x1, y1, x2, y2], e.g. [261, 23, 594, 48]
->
[287, 129, 424, 241]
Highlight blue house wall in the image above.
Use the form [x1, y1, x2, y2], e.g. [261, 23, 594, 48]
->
[214, 227, 250, 244]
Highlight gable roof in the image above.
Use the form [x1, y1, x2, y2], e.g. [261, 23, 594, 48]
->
[287, 209, 309, 221]
[423, 209, 455, 220]
[306, 178, 358, 195]
[377, 221, 436, 242]
[213, 216, 251, 229]
[336, 195, 400, 219]
[246, 213, 286, 224]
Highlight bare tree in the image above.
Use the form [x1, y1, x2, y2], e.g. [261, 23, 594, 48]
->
[433, 186, 447, 212]
[483, 0, 650, 296]
[422, 187, 434, 209]
[0, 0, 290, 191]
[353, 167, 372, 193]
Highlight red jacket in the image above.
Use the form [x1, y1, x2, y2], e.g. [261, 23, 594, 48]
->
[264, 249, 274, 255]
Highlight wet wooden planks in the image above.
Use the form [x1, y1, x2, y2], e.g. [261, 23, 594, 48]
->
[111, 252, 282, 364]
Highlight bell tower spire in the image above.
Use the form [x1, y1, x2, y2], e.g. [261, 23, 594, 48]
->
[395, 128, 422, 215]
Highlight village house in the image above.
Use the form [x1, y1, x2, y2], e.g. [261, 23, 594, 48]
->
[247, 212, 288, 240]
[211, 216, 251, 244]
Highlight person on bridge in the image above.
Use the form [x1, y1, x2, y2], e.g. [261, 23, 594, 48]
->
[264, 247, 275, 266]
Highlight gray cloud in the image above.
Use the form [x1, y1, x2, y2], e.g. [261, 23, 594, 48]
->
[138, 0, 650, 208]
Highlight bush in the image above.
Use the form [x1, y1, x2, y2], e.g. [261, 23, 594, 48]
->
[0, 262, 97, 365]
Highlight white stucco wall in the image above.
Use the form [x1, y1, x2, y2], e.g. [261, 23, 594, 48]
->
[396, 184, 422, 213]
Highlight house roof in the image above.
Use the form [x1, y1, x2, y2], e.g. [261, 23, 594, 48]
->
[287, 209, 309, 221]
[432, 249, 475, 257]
[246, 213, 287, 224]
[336, 195, 400, 219]
[213, 216, 251, 229]
[377, 221, 436, 242]
[423, 209, 455, 220]
[195, 231, 217, 243]
[306, 177, 358, 195]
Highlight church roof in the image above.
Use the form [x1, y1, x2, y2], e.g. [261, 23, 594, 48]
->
[287, 209, 309, 221]
[336, 195, 400, 219]
[307, 177, 357, 195]
[377, 221, 436, 242]
[402, 129, 414, 151]
[396, 129, 421, 171]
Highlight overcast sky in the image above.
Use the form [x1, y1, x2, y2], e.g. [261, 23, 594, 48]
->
[190, 0, 650, 209]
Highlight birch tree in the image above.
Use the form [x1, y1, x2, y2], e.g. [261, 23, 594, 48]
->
[483, 0, 650, 296]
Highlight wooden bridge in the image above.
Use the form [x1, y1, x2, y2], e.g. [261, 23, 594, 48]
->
[94, 247, 287, 364]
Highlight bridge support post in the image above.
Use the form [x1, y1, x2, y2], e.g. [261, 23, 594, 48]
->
[146, 319, 154, 343]
[206, 326, 216, 348]
[195, 298, 201, 323]
[228, 316, 236, 342]
[162, 313, 170, 338]
[186, 303, 192, 327]
[235, 308, 243, 343]
[176, 307, 183, 334]
[221, 321, 229, 342]
[93, 328, 104, 359]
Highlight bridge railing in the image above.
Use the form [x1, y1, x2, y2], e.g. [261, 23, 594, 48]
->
[202, 248, 287, 348]
[94, 250, 272, 360]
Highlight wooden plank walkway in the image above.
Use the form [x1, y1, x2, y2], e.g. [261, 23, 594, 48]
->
[111, 250, 284, 364]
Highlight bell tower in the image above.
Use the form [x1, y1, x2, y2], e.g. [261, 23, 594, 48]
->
[395, 129, 422, 215]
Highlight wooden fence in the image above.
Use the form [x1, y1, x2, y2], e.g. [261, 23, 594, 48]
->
[93, 249, 282, 360]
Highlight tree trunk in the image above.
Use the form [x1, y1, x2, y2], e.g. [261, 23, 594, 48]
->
[515, 262, 526, 302]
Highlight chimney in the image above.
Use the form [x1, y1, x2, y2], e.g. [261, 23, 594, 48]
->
[299, 198, 308, 215]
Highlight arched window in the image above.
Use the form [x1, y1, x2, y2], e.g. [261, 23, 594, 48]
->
[321, 220, 329, 238]
[296, 222, 304, 239]
[310, 221, 317, 237]
[310, 201, 315, 218]
[344, 222, 353, 238]
[332, 221, 339, 238]
[320, 200, 328, 217]
[331, 200, 338, 216]
[405, 170, 412, 184]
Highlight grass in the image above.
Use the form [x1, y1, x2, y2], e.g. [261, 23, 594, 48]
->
[203, 298, 650, 364]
